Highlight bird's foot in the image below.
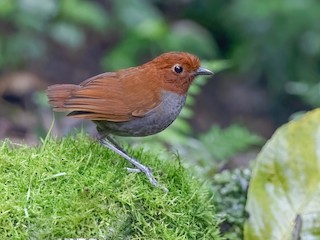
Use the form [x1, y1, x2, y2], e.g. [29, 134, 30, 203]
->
[126, 165, 168, 193]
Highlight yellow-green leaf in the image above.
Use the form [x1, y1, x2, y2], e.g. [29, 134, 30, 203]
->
[245, 109, 320, 240]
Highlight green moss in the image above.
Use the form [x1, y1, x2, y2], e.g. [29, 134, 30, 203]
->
[0, 133, 221, 239]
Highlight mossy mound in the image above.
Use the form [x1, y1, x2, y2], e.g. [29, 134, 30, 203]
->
[0, 133, 221, 239]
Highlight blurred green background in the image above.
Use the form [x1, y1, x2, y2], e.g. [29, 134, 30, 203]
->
[1, 0, 320, 238]
[1, 0, 320, 150]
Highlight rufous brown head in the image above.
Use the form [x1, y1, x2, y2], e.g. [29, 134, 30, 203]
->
[142, 52, 213, 95]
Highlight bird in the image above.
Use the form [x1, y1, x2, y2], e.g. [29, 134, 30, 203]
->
[47, 51, 213, 191]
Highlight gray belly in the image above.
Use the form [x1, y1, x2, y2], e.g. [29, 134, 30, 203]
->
[96, 91, 187, 137]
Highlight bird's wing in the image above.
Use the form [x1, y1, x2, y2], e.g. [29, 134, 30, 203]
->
[63, 70, 161, 121]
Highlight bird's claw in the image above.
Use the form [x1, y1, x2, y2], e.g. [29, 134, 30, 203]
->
[126, 167, 142, 173]
[126, 166, 168, 193]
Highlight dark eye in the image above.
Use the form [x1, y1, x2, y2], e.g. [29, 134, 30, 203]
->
[173, 64, 183, 74]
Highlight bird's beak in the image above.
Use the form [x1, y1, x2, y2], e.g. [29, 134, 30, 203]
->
[195, 67, 214, 76]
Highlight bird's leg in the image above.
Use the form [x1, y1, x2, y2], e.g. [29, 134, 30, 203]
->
[99, 135, 168, 192]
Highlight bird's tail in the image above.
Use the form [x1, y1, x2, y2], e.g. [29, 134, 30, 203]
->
[47, 84, 79, 112]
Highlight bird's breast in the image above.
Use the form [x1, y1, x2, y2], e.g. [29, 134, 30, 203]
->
[96, 91, 187, 137]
